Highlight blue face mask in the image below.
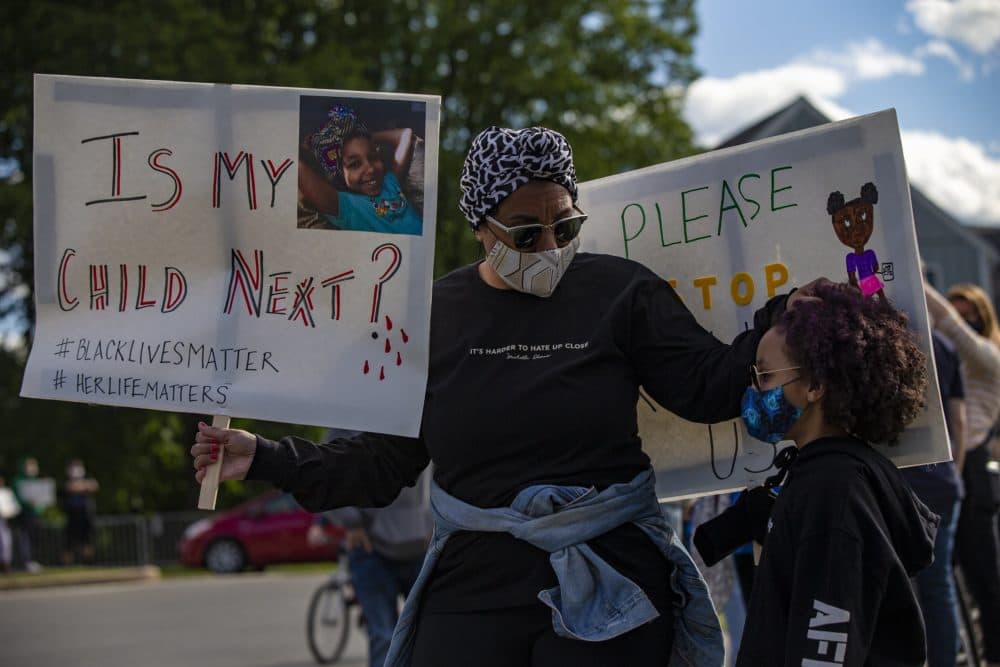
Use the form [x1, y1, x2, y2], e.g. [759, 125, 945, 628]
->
[740, 385, 803, 444]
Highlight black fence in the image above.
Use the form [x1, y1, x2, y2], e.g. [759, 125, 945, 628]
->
[12, 512, 204, 568]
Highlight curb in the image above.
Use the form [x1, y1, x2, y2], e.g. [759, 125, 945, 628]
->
[0, 565, 162, 591]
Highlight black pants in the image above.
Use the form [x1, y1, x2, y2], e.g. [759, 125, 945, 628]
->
[410, 603, 674, 666]
[956, 444, 1000, 660]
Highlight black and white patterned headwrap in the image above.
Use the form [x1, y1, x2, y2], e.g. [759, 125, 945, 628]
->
[459, 126, 578, 229]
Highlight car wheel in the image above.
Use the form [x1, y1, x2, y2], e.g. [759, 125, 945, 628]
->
[204, 539, 246, 574]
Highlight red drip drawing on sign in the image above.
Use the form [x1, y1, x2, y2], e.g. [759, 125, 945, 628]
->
[362, 313, 409, 380]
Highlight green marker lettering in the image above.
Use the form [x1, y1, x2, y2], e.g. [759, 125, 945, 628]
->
[681, 186, 711, 244]
[620, 202, 646, 260]
[738, 173, 761, 220]
[656, 202, 681, 249]
[718, 179, 748, 235]
[770, 166, 797, 212]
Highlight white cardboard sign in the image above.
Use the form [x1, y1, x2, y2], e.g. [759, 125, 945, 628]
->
[21, 75, 440, 436]
[579, 109, 948, 500]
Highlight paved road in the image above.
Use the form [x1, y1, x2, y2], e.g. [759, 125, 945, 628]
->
[1, 573, 369, 667]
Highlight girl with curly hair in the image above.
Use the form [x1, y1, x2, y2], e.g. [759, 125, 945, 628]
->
[736, 282, 938, 666]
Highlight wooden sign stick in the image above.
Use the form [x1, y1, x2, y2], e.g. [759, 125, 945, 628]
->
[198, 414, 231, 510]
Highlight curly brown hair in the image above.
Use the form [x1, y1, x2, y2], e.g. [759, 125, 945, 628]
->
[778, 283, 928, 444]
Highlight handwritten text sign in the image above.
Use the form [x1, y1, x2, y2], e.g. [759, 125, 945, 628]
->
[580, 109, 949, 500]
[21, 75, 441, 436]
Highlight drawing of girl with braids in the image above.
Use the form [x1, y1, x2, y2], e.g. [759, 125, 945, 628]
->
[827, 182, 885, 299]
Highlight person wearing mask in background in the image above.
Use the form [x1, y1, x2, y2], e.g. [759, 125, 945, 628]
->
[307, 429, 432, 667]
[62, 459, 99, 565]
[192, 125, 823, 666]
[0, 475, 20, 573]
[901, 328, 966, 667]
[925, 281, 1000, 666]
[11, 457, 45, 572]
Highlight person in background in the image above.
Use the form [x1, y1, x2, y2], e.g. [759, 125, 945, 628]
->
[62, 459, 99, 565]
[688, 494, 744, 666]
[0, 475, 19, 573]
[737, 282, 935, 665]
[308, 431, 432, 667]
[901, 328, 966, 667]
[11, 457, 44, 572]
[925, 281, 1000, 667]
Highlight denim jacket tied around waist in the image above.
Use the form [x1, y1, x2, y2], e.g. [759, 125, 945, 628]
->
[383, 467, 723, 667]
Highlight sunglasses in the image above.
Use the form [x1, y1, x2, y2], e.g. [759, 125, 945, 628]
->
[485, 209, 588, 251]
[750, 364, 801, 392]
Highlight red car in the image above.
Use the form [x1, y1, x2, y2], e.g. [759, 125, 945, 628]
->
[178, 491, 344, 573]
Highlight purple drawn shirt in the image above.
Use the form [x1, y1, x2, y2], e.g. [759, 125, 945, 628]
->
[846, 249, 878, 280]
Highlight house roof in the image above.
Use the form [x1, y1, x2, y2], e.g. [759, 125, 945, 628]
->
[716, 96, 830, 150]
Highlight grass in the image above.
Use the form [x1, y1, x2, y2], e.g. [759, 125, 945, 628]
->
[159, 561, 334, 578]
[0, 564, 160, 590]
[1, 561, 335, 589]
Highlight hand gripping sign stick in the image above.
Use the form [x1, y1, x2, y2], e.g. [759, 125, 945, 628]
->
[198, 415, 231, 510]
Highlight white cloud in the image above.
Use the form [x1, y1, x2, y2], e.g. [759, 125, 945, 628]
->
[915, 39, 976, 79]
[683, 57, 1000, 226]
[685, 64, 847, 147]
[808, 38, 924, 79]
[901, 129, 1000, 225]
[906, 0, 1000, 54]
[684, 38, 927, 146]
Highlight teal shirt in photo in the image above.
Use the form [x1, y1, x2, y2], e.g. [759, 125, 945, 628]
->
[324, 172, 423, 235]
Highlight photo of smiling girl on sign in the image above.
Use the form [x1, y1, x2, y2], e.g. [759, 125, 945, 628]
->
[297, 97, 425, 235]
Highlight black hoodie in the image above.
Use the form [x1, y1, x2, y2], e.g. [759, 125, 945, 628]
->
[736, 436, 939, 666]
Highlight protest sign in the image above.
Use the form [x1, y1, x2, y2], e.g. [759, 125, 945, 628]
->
[22, 75, 440, 442]
[579, 109, 948, 501]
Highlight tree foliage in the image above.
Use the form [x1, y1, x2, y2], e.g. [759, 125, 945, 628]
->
[0, 0, 699, 512]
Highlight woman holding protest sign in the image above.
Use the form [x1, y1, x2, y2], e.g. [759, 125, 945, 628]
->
[925, 281, 1000, 666]
[192, 125, 815, 666]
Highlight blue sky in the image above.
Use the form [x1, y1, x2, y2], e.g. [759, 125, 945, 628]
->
[683, 0, 1000, 226]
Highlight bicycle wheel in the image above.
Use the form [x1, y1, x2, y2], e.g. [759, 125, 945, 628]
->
[955, 567, 982, 667]
[307, 581, 350, 664]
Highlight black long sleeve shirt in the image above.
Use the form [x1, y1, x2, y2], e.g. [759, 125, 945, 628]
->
[251, 252, 787, 610]
[737, 436, 938, 666]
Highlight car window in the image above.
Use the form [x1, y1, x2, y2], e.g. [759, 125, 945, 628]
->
[261, 494, 300, 515]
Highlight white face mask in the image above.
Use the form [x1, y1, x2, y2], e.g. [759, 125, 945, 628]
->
[485, 236, 579, 298]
